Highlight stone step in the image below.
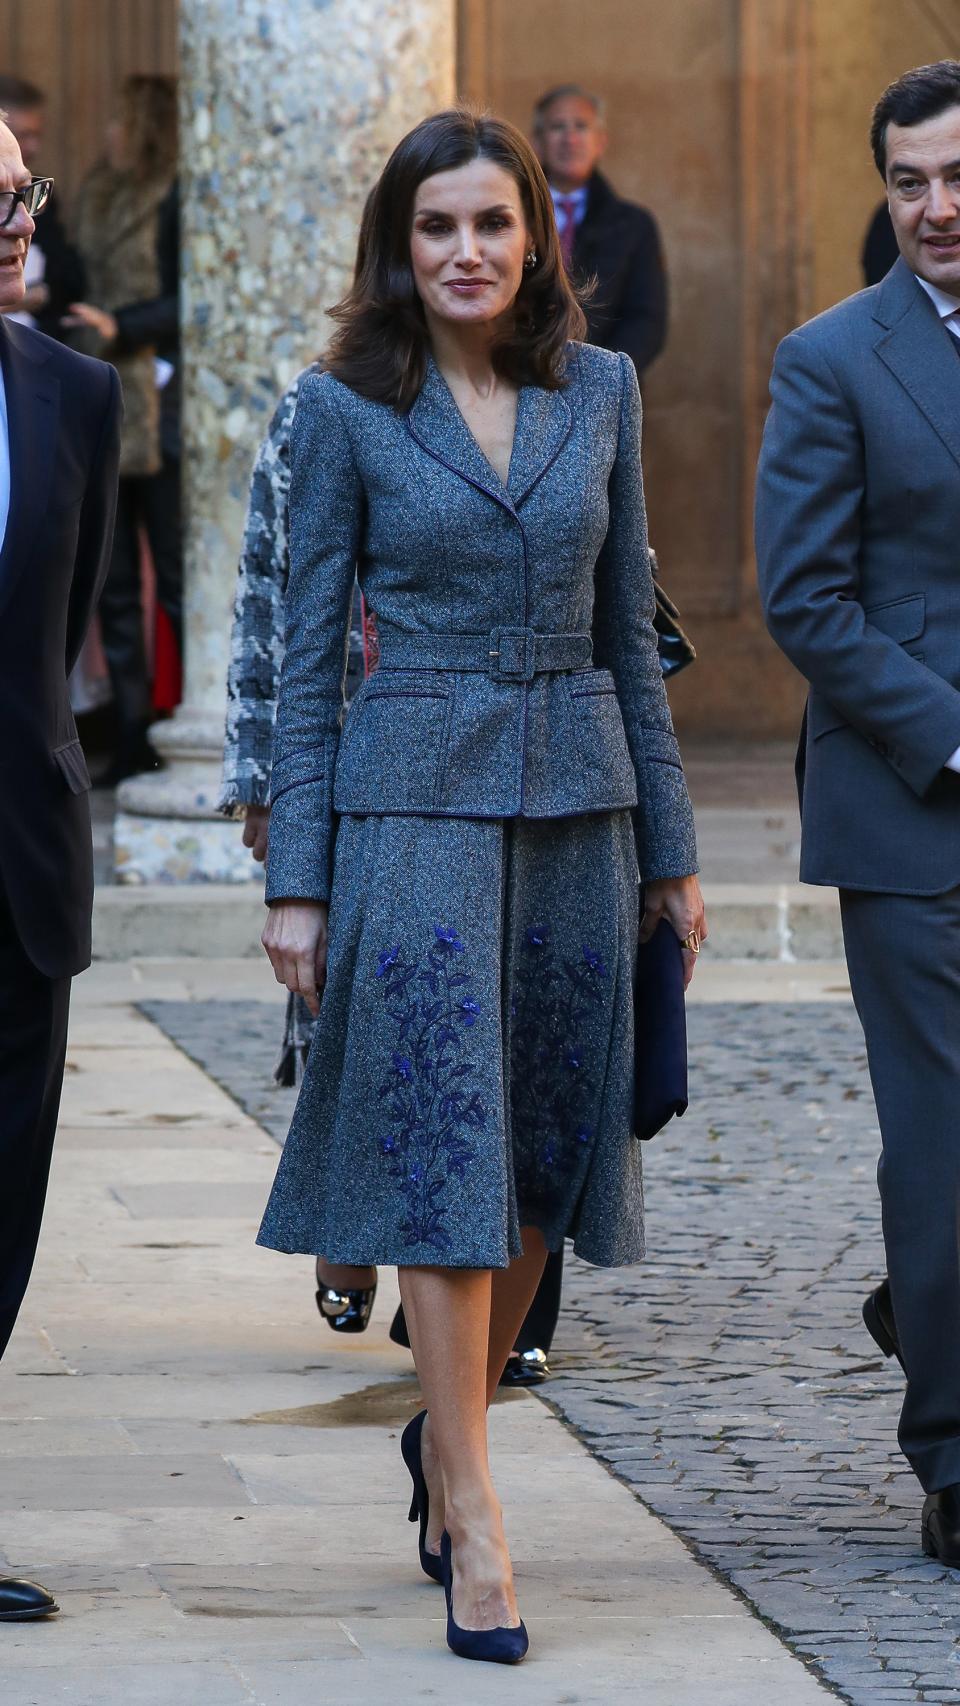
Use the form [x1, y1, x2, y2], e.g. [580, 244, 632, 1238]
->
[91, 881, 843, 963]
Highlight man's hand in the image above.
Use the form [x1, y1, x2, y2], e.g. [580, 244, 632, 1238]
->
[62, 302, 118, 342]
[242, 805, 270, 863]
[261, 901, 329, 1018]
[639, 874, 707, 990]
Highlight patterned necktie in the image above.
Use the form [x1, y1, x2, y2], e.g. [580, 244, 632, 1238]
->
[558, 197, 578, 270]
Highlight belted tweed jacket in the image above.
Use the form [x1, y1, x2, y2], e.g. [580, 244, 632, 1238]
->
[266, 341, 697, 903]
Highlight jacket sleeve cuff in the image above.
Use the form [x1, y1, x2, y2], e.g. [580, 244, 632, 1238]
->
[633, 760, 699, 882]
[264, 738, 338, 903]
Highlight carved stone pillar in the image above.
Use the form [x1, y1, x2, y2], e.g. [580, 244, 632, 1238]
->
[115, 0, 455, 881]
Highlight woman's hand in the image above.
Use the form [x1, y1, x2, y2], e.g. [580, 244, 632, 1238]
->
[639, 875, 707, 991]
[62, 302, 119, 342]
[242, 805, 270, 863]
[261, 901, 329, 1018]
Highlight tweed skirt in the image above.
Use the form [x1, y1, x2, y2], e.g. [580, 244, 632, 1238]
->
[257, 810, 644, 1269]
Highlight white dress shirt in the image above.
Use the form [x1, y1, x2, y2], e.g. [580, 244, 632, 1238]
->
[915, 272, 960, 337]
[0, 355, 9, 555]
[911, 277, 960, 772]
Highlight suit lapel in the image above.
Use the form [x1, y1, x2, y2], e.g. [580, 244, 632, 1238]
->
[0, 318, 59, 615]
[873, 259, 960, 471]
[406, 357, 572, 514]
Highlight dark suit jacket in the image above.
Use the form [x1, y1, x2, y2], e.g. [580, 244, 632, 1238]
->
[572, 173, 668, 380]
[756, 259, 960, 895]
[0, 317, 121, 977]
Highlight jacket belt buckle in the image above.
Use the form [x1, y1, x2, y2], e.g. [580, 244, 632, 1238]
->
[488, 626, 536, 682]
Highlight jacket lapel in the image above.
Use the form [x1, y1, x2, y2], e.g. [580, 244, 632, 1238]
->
[506, 382, 573, 506]
[873, 258, 960, 471]
[406, 356, 573, 514]
[0, 318, 59, 616]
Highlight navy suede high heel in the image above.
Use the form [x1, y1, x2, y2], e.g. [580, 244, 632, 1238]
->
[400, 1410, 444, 1585]
[440, 1530, 529, 1665]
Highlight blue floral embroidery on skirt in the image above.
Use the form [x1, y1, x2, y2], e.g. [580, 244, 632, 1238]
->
[512, 924, 608, 1198]
[375, 923, 486, 1250]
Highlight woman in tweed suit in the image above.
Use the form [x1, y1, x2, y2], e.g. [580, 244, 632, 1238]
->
[261, 110, 704, 1663]
[222, 367, 572, 1366]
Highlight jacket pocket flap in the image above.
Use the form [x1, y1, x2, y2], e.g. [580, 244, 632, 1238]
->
[865, 593, 925, 645]
[53, 738, 92, 795]
[642, 726, 683, 768]
[270, 744, 328, 802]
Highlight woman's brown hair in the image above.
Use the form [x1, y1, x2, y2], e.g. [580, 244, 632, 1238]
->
[325, 108, 587, 411]
[121, 74, 177, 183]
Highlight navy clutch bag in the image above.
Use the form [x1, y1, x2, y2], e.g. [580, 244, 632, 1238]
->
[633, 918, 689, 1141]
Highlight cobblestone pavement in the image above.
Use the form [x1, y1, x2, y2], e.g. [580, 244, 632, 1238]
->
[142, 997, 960, 1706]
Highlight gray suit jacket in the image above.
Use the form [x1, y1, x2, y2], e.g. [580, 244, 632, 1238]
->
[756, 258, 960, 894]
[265, 342, 697, 903]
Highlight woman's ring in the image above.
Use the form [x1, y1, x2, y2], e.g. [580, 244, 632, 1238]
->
[682, 930, 701, 954]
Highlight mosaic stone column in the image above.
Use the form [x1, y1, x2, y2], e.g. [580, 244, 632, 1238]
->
[115, 0, 455, 882]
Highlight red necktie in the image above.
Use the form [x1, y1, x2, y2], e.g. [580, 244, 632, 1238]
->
[558, 197, 577, 269]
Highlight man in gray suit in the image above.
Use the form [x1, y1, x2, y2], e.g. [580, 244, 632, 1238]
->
[756, 60, 960, 1564]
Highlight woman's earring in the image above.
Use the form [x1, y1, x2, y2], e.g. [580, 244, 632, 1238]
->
[524, 249, 538, 271]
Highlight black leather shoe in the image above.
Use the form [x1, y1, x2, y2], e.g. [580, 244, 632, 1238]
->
[0, 1576, 58, 1620]
[862, 1278, 905, 1372]
[922, 1485, 960, 1567]
[315, 1261, 377, 1334]
[499, 1347, 550, 1388]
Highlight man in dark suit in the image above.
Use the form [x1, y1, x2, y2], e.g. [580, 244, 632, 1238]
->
[532, 83, 668, 381]
[0, 114, 121, 1619]
[756, 61, 960, 1563]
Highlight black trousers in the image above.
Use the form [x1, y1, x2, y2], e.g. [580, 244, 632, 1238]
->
[97, 455, 183, 740]
[841, 884, 960, 1491]
[0, 886, 71, 1361]
[516, 1245, 564, 1353]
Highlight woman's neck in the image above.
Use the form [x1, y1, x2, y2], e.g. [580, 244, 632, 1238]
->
[426, 314, 503, 397]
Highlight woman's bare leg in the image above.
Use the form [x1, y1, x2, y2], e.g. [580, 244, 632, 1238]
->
[401, 1229, 550, 1625]
[316, 1257, 376, 1290]
[400, 1265, 519, 1630]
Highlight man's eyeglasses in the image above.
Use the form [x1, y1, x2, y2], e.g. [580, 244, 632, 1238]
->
[0, 177, 54, 229]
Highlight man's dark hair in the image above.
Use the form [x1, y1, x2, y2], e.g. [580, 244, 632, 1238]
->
[871, 60, 960, 177]
[0, 75, 44, 111]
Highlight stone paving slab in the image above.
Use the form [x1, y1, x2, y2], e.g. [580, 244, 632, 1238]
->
[0, 993, 834, 1706]
[138, 990, 960, 1705]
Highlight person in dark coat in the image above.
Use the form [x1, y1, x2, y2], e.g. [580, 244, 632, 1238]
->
[66, 77, 180, 783]
[532, 82, 668, 382]
[0, 76, 85, 340]
[0, 114, 121, 1620]
[862, 199, 901, 284]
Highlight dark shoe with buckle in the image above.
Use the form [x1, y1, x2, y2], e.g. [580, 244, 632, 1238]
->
[0, 1576, 58, 1620]
[922, 1485, 960, 1567]
[499, 1347, 550, 1388]
[862, 1278, 905, 1372]
[315, 1261, 377, 1334]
